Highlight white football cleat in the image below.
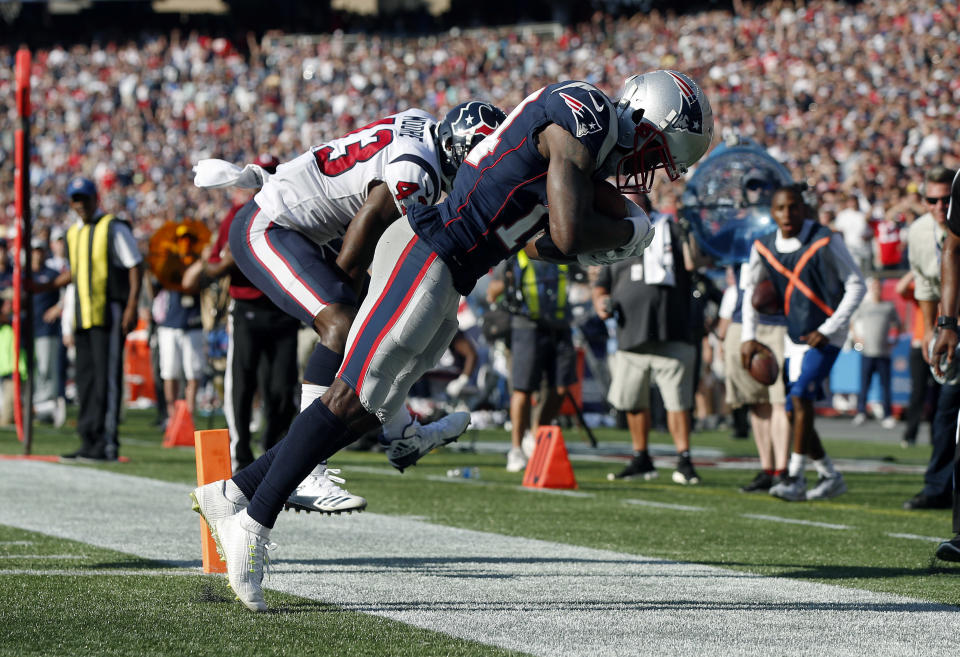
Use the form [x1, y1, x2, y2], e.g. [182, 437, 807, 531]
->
[385, 411, 471, 471]
[506, 447, 528, 473]
[806, 472, 847, 501]
[215, 510, 275, 612]
[285, 465, 367, 514]
[520, 430, 536, 458]
[769, 475, 807, 502]
[190, 480, 248, 558]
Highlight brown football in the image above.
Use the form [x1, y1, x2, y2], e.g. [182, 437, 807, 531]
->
[752, 278, 782, 315]
[749, 343, 780, 386]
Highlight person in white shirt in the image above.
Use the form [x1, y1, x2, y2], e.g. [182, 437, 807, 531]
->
[741, 185, 865, 502]
[832, 192, 872, 273]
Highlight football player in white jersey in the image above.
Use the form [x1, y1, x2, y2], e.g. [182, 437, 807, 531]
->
[191, 102, 505, 516]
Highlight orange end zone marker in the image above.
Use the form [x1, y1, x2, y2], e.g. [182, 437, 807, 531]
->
[194, 429, 232, 574]
[521, 425, 578, 490]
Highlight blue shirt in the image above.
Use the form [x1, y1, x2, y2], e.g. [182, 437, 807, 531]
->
[32, 265, 61, 338]
[409, 80, 618, 295]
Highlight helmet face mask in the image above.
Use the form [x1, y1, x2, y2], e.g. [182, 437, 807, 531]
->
[612, 70, 713, 195]
[614, 123, 681, 195]
[434, 101, 506, 191]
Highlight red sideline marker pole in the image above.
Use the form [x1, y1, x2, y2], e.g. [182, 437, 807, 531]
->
[14, 47, 33, 453]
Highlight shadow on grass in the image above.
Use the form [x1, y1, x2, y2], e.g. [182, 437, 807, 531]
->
[699, 560, 960, 581]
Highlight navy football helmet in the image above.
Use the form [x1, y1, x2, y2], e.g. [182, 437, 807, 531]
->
[434, 101, 506, 191]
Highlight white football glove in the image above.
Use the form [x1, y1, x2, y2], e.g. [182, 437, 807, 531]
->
[445, 373, 470, 399]
[617, 209, 655, 257]
[576, 250, 620, 266]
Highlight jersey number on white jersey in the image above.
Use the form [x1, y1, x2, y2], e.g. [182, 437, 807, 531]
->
[314, 118, 396, 177]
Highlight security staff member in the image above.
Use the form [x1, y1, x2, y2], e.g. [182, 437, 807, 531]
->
[42, 177, 143, 461]
[488, 250, 577, 472]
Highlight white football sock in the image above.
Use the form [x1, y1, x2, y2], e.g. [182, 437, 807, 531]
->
[812, 455, 836, 477]
[300, 384, 328, 412]
[224, 479, 248, 504]
[381, 406, 414, 440]
[787, 452, 807, 478]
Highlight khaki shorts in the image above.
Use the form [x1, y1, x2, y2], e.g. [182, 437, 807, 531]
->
[723, 322, 786, 408]
[607, 342, 696, 412]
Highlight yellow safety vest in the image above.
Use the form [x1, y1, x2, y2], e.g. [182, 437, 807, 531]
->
[516, 250, 568, 321]
[66, 213, 116, 330]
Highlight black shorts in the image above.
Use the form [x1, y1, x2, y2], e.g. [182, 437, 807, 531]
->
[510, 323, 577, 392]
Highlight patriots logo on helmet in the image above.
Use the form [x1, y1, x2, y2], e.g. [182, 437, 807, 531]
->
[558, 92, 602, 138]
[666, 71, 704, 136]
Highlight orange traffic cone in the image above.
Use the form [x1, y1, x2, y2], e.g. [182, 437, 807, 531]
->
[162, 400, 195, 448]
[521, 425, 578, 489]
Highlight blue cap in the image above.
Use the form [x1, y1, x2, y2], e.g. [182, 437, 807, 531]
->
[67, 177, 97, 199]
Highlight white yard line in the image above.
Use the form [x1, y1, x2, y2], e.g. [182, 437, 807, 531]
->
[740, 513, 852, 530]
[623, 499, 706, 512]
[0, 461, 956, 657]
[886, 533, 944, 543]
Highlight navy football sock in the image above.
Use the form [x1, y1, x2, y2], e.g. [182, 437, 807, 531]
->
[231, 442, 283, 502]
[245, 399, 354, 528]
[304, 343, 342, 386]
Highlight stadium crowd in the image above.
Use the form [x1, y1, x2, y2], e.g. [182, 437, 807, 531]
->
[0, 1, 959, 502]
[0, 0, 958, 243]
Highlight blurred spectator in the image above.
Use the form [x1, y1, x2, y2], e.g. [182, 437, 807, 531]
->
[30, 238, 65, 425]
[594, 209, 700, 485]
[488, 251, 577, 473]
[153, 280, 204, 423]
[833, 192, 872, 274]
[903, 165, 957, 510]
[850, 277, 902, 428]
[895, 271, 939, 447]
[716, 263, 790, 493]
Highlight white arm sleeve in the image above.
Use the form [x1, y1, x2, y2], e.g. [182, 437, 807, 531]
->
[817, 234, 866, 344]
[61, 284, 75, 338]
[740, 255, 763, 342]
[110, 221, 143, 269]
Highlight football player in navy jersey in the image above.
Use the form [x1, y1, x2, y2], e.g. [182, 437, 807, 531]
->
[198, 70, 714, 612]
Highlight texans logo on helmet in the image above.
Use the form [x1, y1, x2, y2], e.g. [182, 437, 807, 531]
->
[558, 92, 602, 138]
[455, 102, 499, 137]
[666, 71, 704, 135]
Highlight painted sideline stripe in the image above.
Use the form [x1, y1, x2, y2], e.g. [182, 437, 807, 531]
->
[741, 513, 851, 530]
[0, 540, 33, 546]
[623, 499, 706, 512]
[886, 533, 944, 543]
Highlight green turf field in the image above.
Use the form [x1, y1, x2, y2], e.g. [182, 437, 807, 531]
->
[1, 409, 958, 656]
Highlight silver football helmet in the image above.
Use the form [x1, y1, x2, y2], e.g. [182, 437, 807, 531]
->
[612, 70, 714, 194]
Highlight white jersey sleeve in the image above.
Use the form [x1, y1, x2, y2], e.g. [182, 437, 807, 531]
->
[253, 109, 443, 246]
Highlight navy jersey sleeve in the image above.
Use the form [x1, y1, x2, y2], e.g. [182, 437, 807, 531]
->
[542, 82, 619, 172]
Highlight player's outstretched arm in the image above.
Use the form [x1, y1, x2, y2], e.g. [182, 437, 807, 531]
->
[335, 181, 402, 293]
[540, 124, 633, 257]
